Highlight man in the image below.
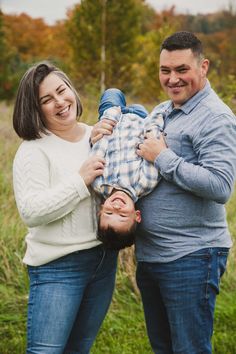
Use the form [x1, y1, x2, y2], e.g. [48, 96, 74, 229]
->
[135, 31, 236, 353]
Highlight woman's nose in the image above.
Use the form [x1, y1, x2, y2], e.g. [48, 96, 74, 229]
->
[55, 97, 64, 106]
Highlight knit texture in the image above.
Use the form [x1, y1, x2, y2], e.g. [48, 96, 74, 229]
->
[13, 124, 100, 266]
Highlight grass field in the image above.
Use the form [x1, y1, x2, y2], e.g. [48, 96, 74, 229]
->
[0, 100, 236, 354]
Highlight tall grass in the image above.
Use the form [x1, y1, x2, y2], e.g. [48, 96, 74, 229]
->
[0, 100, 236, 354]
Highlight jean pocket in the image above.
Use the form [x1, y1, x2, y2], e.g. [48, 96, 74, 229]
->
[217, 249, 229, 279]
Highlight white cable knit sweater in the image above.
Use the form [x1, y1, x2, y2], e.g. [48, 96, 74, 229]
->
[13, 124, 100, 266]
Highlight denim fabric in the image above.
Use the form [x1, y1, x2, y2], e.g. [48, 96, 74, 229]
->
[136, 247, 229, 354]
[98, 88, 148, 118]
[26, 245, 118, 354]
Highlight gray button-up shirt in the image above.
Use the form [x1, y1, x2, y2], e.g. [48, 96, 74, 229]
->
[136, 80, 236, 262]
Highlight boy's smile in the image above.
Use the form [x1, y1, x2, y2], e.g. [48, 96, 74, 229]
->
[99, 190, 141, 233]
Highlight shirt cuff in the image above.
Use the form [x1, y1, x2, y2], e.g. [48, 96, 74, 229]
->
[154, 148, 179, 174]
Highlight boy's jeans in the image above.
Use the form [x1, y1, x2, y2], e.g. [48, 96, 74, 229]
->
[136, 247, 229, 354]
[98, 88, 148, 119]
[27, 245, 118, 354]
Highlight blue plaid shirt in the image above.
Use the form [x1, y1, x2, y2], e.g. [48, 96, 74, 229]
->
[91, 107, 164, 202]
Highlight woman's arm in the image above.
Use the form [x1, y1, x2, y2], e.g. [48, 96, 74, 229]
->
[13, 146, 104, 227]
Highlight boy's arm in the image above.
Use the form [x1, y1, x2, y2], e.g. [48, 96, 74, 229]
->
[144, 111, 164, 138]
[135, 157, 160, 198]
[90, 131, 110, 158]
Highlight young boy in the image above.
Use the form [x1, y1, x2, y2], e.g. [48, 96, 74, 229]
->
[91, 88, 164, 250]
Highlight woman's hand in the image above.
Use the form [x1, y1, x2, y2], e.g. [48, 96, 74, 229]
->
[90, 119, 116, 145]
[79, 156, 105, 186]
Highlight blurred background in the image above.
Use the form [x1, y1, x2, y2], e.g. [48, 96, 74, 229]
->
[0, 0, 236, 105]
[0, 1, 236, 353]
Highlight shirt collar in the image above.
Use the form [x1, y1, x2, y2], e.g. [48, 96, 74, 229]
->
[166, 79, 211, 116]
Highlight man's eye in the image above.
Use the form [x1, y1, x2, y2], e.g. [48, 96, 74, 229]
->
[105, 212, 112, 215]
[161, 70, 170, 74]
[178, 69, 188, 73]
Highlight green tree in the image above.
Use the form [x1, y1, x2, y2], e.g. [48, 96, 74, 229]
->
[0, 11, 27, 100]
[67, 0, 143, 93]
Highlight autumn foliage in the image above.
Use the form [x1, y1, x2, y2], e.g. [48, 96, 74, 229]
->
[0, 1, 236, 106]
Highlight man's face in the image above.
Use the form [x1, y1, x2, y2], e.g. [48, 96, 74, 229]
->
[99, 190, 141, 233]
[159, 49, 209, 107]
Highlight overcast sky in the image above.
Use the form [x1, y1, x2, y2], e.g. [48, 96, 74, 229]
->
[0, 0, 234, 25]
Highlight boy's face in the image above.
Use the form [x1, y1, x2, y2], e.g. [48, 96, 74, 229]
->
[99, 191, 141, 233]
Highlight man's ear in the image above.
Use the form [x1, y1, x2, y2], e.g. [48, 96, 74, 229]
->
[135, 210, 142, 223]
[201, 58, 209, 77]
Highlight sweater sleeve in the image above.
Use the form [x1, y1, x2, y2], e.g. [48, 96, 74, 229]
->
[13, 145, 90, 227]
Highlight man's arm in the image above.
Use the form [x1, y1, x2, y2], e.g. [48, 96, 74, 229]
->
[137, 115, 236, 204]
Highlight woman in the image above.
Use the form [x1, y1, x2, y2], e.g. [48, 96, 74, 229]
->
[12, 61, 118, 354]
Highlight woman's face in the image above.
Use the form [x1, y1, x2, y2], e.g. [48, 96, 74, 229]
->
[39, 72, 77, 133]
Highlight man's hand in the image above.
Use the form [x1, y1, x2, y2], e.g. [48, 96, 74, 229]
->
[91, 119, 116, 145]
[137, 132, 168, 162]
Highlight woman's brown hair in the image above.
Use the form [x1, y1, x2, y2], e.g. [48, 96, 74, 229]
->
[13, 61, 83, 140]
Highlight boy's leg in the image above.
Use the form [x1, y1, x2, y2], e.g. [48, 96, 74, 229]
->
[98, 88, 148, 119]
[98, 88, 126, 118]
[125, 103, 148, 118]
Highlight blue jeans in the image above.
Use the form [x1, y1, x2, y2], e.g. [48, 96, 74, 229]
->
[136, 247, 229, 354]
[27, 245, 118, 354]
[98, 88, 148, 119]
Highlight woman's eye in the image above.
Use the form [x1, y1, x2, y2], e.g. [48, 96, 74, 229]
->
[41, 98, 52, 105]
[59, 88, 66, 94]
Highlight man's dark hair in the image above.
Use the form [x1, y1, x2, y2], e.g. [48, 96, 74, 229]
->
[97, 221, 137, 250]
[13, 61, 83, 140]
[161, 31, 203, 58]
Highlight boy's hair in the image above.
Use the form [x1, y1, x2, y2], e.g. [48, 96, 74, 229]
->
[97, 221, 137, 250]
[13, 61, 83, 140]
[161, 31, 203, 59]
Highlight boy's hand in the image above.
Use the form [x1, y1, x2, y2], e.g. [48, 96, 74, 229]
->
[91, 119, 116, 145]
[137, 132, 168, 162]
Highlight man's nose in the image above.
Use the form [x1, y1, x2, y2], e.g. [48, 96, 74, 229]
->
[169, 71, 179, 84]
